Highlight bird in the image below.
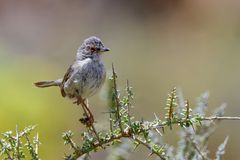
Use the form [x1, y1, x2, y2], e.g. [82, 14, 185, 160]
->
[34, 36, 110, 123]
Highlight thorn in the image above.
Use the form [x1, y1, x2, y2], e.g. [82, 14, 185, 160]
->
[141, 118, 144, 124]
[154, 113, 160, 120]
[148, 151, 154, 157]
[161, 127, 165, 134]
[155, 128, 162, 136]
[101, 111, 116, 114]
[133, 143, 140, 151]
[191, 124, 196, 133]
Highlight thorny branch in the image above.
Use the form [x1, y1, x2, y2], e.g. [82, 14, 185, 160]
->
[77, 99, 102, 146]
[0, 126, 40, 160]
[112, 64, 124, 133]
[67, 115, 240, 159]
[2, 69, 240, 160]
[202, 116, 240, 121]
[133, 137, 165, 159]
[62, 66, 240, 160]
[0, 139, 13, 160]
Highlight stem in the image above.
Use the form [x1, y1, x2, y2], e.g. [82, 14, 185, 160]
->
[80, 100, 102, 146]
[112, 64, 123, 133]
[126, 80, 131, 127]
[133, 137, 166, 160]
[16, 125, 20, 160]
[72, 112, 240, 159]
[202, 116, 240, 120]
[35, 133, 39, 155]
[187, 136, 206, 160]
[65, 134, 78, 153]
[109, 113, 113, 134]
[75, 133, 131, 158]
[74, 130, 165, 159]
[0, 140, 13, 160]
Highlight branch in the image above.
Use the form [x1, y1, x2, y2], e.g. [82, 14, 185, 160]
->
[0, 140, 13, 160]
[187, 137, 206, 160]
[133, 137, 166, 159]
[112, 64, 124, 133]
[202, 116, 240, 121]
[16, 126, 20, 160]
[0, 126, 39, 160]
[66, 114, 240, 159]
[73, 130, 166, 160]
[62, 69, 240, 160]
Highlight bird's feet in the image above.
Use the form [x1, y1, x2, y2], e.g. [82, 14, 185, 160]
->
[74, 97, 102, 146]
[73, 97, 84, 105]
[75, 97, 95, 126]
[79, 113, 94, 127]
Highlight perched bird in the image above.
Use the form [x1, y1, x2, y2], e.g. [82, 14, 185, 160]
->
[34, 36, 110, 122]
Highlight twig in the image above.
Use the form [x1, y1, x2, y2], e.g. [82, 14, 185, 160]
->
[35, 133, 39, 155]
[73, 115, 240, 157]
[0, 140, 13, 160]
[112, 64, 123, 133]
[68, 75, 240, 160]
[187, 136, 206, 160]
[25, 134, 38, 159]
[202, 116, 240, 121]
[126, 80, 131, 127]
[79, 101, 102, 146]
[192, 144, 206, 160]
[64, 133, 79, 153]
[16, 125, 20, 160]
[74, 130, 166, 159]
[109, 113, 113, 134]
[133, 137, 165, 160]
[74, 132, 131, 158]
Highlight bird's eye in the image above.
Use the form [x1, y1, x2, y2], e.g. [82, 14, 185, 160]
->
[90, 46, 96, 52]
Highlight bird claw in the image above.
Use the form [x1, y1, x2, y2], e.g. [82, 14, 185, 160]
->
[73, 99, 83, 105]
[74, 97, 95, 126]
[79, 114, 94, 127]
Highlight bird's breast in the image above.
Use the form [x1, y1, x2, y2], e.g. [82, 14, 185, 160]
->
[67, 58, 106, 98]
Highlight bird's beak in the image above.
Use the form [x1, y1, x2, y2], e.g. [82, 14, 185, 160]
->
[101, 47, 110, 52]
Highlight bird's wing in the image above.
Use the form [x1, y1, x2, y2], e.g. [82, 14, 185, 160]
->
[60, 65, 74, 97]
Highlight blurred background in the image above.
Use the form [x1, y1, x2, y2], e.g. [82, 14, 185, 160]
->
[0, 0, 240, 159]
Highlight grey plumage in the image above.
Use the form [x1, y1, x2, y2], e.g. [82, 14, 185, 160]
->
[34, 36, 110, 100]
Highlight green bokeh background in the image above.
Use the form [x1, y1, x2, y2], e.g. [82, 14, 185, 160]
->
[0, 1, 240, 159]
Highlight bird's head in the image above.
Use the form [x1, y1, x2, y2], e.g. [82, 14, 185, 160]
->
[77, 36, 110, 59]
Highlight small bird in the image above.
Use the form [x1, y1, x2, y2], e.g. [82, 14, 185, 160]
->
[34, 36, 110, 122]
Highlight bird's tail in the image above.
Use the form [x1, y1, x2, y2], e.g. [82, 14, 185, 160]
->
[34, 79, 62, 88]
